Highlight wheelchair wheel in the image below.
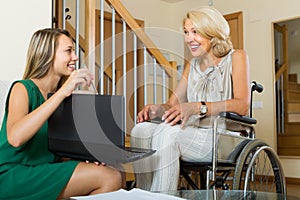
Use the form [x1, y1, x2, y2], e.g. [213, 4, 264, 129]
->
[232, 139, 286, 194]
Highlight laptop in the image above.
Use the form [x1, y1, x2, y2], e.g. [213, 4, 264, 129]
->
[47, 93, 155, 165]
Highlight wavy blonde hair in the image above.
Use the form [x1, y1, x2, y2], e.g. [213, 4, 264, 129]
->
[183, 7, 233, 58]
[23, 28, 71, 80]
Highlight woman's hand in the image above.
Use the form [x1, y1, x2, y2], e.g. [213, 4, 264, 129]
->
[59, 68, 94, 97]
[136, 104, 166, 123]
[85, 160, 106, 166]
[162, 102, 198, 128]
[148, 104, 165, 120]
[136, 104, 152, 123]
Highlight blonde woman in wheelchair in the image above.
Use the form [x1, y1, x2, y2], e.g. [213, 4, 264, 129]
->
[130, 6, 250, 192]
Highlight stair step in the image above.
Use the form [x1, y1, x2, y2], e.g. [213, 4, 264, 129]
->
[288, 90, 300, 100]
[289, 73, 298, 83]
[278, 135, 300, 147]
[285, 122, 300, 135]
[278, 148, 300, 156]
[288, 102, 300, 112]
[288, 112, 300, 123]
[288, 82, 300, 90]
[125, 135, 131, 147]
[288, 99, 300, 103]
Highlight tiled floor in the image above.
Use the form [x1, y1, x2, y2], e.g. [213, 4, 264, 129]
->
[126, 173, 300, 198]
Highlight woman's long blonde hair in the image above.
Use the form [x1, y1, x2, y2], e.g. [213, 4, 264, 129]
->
[183, 7, 233, 58]
[23, 28, 71, 80]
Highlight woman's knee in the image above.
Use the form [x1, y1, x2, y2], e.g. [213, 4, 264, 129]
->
[100, 166, 123, 191]
[131, 123, 148, 138]
[77, 163, 122, 192]
[130, 123, 156, 148]
[110, 168, 123, 188]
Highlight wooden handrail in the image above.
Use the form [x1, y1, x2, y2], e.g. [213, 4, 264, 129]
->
[57, 0, 176, 90]
[275, 63, 288, 82]
[274, 23, 288, 82]
[105, 0, 173, 77]
[66, 22, 87, 51]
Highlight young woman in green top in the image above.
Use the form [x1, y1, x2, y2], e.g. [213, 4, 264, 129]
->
[0, 28, 123, 199]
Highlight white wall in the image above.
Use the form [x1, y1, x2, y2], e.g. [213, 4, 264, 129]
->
[0, 0, 52, 81]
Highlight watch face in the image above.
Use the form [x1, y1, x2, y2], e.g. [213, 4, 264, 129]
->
[200, 105, 207, 115]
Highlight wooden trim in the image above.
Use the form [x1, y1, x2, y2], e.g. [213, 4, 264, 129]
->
[169, 61, 178, 97]
[274, 23, 289, 139]
[105, 0, 173, 77]
[65, 22, 86, 51]
[279, 155, 300, 159]
[286, 177, 300, 185]
[55, 0, 63, 28]
[274, 23, 287, 33]
[224, 11, 243, 49]
[274, 23, 288, 78]
[276, 63, 288, 81]
[96, 9, 144, 27]
[85, 0, 96, 84]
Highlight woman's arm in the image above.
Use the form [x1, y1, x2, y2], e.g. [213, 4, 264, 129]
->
[163, 50, 250, 127]
[6, 69, 93, 147]
[6, 83, 66, 147]
[136, 63, 190, 123]
[205, 49, 250, 116]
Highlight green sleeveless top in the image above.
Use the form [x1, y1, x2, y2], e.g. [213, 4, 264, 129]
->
[0, 79, 79, 200]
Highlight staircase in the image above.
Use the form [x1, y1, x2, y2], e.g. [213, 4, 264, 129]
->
[54, 0, 179, 136]
[278, 74, 300, 156]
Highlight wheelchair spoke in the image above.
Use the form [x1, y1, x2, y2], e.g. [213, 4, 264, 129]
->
[248, 149, 277, 192]
[232, 140, 286, 195]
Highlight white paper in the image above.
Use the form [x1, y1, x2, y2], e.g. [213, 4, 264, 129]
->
[70, 188, 186, 200]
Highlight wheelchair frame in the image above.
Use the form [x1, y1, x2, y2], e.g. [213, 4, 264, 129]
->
[179, 82, 286, 195]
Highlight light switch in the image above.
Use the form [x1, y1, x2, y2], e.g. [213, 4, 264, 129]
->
[252, 101, 263, 109]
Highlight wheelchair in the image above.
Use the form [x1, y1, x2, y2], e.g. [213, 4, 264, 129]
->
[179, 81, 286, 195]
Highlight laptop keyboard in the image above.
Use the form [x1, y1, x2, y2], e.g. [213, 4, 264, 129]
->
[121, 146, 155, 162]
[124, 151, 144, 160]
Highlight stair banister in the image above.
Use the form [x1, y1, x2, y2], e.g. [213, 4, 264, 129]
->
[54, 0, 178, 132]
[105, 0, 173, 77]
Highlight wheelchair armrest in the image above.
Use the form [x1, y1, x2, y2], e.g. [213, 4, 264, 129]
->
[219, 112, 257, 125]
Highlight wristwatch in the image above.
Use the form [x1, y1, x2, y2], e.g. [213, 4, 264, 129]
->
[199, 101, 207, 117]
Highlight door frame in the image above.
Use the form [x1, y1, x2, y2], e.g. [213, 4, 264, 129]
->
[224, 11, 243, 49]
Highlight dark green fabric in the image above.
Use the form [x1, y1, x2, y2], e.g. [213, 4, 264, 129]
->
[0, 79, 80, 200]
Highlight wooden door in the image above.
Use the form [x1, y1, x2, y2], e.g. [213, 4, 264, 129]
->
[224, 11, 243, 49]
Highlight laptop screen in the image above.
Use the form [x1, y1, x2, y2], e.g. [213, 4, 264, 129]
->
[48, 93, 125, 159]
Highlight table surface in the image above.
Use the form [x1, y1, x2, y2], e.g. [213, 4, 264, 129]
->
[158, 190, 300, 200]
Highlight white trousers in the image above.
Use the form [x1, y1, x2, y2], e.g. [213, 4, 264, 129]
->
[130, 122, 212, 192]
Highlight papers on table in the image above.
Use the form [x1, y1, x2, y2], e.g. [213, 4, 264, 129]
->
[70, 188, 186, 200]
